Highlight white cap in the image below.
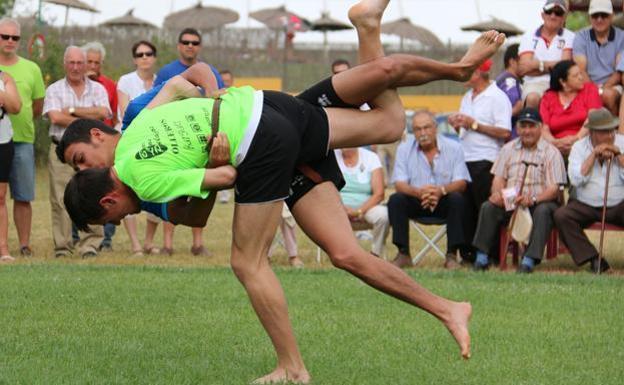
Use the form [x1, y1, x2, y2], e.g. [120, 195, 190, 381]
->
[589, 0, 614, 15]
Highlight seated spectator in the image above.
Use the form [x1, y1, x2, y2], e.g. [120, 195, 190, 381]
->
[518, 0, 574, 109]
[336, 147, 389, 258]
[554, 108, 624, 273]
[540, 60, 602, 156]
[0, 71, 21, 262]
[269, 204, 304, 268]
[388, 110, 472, 269]
[574, 0, 624, 116]
[472, 108, 566, 273]
[495, 43, 523, 136]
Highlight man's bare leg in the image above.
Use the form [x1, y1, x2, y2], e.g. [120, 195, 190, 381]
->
[231, 202, 310, 384]
[292, 182, 472, 359]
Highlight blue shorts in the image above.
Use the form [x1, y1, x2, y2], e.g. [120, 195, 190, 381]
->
[9, 142, 35, 202]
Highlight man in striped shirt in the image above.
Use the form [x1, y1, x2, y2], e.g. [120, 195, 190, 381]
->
[472, 107, 566, 273]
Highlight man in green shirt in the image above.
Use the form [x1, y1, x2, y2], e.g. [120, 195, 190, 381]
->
[60, 1, 505, 382]
[0, 18, 45, 256]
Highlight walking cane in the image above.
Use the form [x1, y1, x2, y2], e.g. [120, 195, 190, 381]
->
[597, 156, 613, 275]
[501, 161, 539, 265]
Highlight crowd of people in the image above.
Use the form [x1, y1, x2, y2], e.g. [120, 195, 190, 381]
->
[0, 0, 623, 277]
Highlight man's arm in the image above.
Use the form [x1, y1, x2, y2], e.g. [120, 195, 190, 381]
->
[0, 73, 21, 114]
[32, 98, 43, 118]
[461, 115, 511, 140]
[488, 175, 507, 207]
[167, 193, 217, 228]
[69, 106, 109, 120]
[147, 63, 222, 110]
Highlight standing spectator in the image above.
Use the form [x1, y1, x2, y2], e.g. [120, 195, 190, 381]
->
[82, 41, 119, 252]
[154, 28, 224, 256]
[554, 108, 624, 273]
[336, 147, 389, 258]
[331, 59, 350, 75]
[117, 40, 158, 256]
[0, 71, 21, 261]
[220, 69, 234, 88]
[573, 0, 624, 116]
[388, 110, 472, 269]
[540, 60, 602, 156]
[495, 43, 523, 135]
[448, 59, 512, 242]
[518, 0, 575, 108]
[42, 46, 109, 258]
[0, 18, 45, 257]
[472, 108, 566, 273]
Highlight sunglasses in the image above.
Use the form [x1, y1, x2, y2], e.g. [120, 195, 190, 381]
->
[134, 51, 155, 58]
[591, 12, 611, 20]
[544, 8, 565, 17]
[0, 34, 20, 42]
[179, 40, 200, 46]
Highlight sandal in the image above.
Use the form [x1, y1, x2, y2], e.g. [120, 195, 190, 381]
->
[0, 255, 15, 262]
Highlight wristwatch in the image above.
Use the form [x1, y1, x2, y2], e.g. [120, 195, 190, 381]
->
[532, 196, 538, 206]
[68, 107, 76, 116]
[471, 121, 479, 131]
[440, 186, 448, 196]
[538, 61, 545, 73]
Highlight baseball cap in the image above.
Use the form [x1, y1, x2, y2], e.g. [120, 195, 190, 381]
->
[517, 107, 542, 124]
[543, 0, 568, 12]
[589, 0, 613, 15]
[585, 107, 619, 130]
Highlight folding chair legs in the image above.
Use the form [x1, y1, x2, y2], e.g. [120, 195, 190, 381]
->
[410, 224, 447, 265]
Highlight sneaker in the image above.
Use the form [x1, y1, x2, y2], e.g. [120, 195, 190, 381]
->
[20, 246, 33, 257]
[516, 264, 533, 274]
[391, 252, 413, 269]
[288, 256, 305, 269]
[99, 244, 113, 253]
[590, 257, 610, 274]
[0, 255, 15, 262]
[81, 250, 98, 259]
[190, 245, 212, 257]
[54, 249, 72, 258]
[472, 262, 489, 272]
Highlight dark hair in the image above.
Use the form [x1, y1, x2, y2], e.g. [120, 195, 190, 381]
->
[132, 40, 157, 57]
[549, 60, 576, 92]
[56, 118, 119, 163]
[64, 168, 115, 232]
[331, 59, 350, 72]
[219, 69, 232, 76]
[178, 28, 201, 43]
[503, 43, 519, 68]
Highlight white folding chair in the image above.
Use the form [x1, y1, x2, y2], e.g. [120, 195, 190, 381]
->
[409, 217, 447, 265]
[316, 220, 381, 264]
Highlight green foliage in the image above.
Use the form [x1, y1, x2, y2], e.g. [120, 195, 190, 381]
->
[0, 265, 623, 385]
[566, 11, 590, 31]
[0, 0, 15, 17]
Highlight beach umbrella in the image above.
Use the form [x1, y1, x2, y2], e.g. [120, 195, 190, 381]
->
[163, 2, 239, 31]
[249, 5, 311, 31]
[99, 9, 156, 28]
[311, 11, 352, 60]
[461, 16, 523, 37]
[42, 0, 99, 26]
[568, 0, 623, 12]
[381, 17, 443, 50]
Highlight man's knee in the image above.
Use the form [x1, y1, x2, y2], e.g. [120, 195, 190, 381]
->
[230, 250, 264, 281]
[553, 206, 570, 227]
[375, 55, 403, 83]
[388, 192, 409, 213]
[446, 191, 465, 207]
[327, 247, 360, 271]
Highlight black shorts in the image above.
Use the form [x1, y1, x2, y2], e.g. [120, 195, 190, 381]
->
[0, 140, 14, 182]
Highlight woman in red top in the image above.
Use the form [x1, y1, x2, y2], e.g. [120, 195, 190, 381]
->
[539, 60, 602, 156]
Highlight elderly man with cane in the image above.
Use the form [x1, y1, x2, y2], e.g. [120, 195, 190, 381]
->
[472, 107, 567, 272]
[554, 107, 624, 273]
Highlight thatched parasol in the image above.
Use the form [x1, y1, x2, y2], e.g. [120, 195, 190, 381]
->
[163, 2, 239, 31]
[568, 0, 623, 12]
[312, 11, 352, 59]
[43, 0, 99, 26]
[461, 17, 523, 37]
[99, 9, 156, 28]
[250, 5, 311, 31]
[381, 18, 443, 49]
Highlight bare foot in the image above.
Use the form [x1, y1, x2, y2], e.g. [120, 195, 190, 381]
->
[444, 301, 472, 359]
[252, 367, 311, 384]
[348, 0, 390, 32]
[456, 30, 506, 81]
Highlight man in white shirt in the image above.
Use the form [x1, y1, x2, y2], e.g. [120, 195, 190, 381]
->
[554, 108, 624, 273]
[518, 0, 575, 108]
[448, 59, 512, 258]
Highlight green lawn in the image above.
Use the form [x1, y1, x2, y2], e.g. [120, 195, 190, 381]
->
[0, 265, 622, 385]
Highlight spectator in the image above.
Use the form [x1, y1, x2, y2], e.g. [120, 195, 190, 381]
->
[554, 108, 624, 273]
[336, 147, 389, 258]
[220, 69, 234, 88]
[154, 28, 224, 256]
[269, 205, 304, 268]
[331, 59, 351, 75]
[472, 108, 566, 273]
[518, 0, 575, 108]
[540, 60, 602, 156]
[0, 17, 45, 257]
[82, 41, 119, 252]
[388, 110, 472, 269]
[0, 71, 21, 262]
[495, 43, 523, 135]
[117, 40, 158, 256]
[448, 59, 512, 246]
[574, 0, 624, 116]
[42, 46, 109, 258]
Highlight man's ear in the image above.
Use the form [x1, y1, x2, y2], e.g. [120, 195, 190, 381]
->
[99, 193, 117, 209]
[90, 127, 104, 143]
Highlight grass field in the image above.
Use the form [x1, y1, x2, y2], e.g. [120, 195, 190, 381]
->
[1, 172, 623, 384]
